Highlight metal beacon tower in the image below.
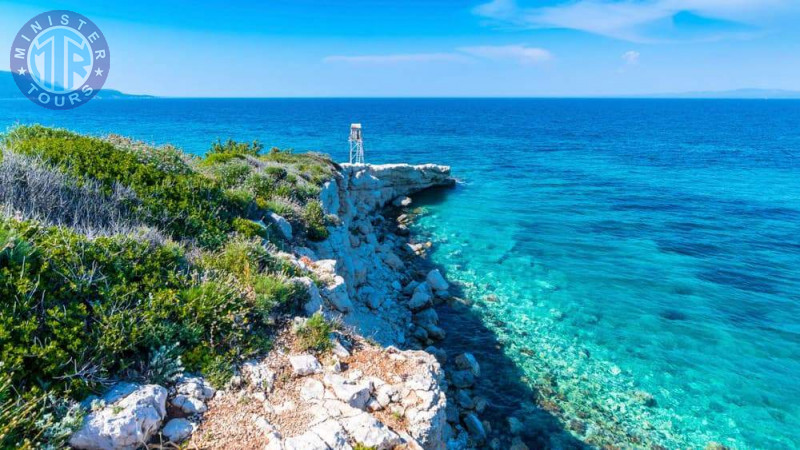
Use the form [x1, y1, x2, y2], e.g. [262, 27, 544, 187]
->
[348, 123, 365, 165]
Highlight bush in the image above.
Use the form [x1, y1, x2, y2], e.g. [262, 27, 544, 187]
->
[208, 139, 263, 157]
[304, 200, 329, 241]
[0, 126, 337, 445]
[2, 125, 242, 247]
[294, 313, 334, 353]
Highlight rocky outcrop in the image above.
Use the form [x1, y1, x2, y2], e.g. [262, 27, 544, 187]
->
[70, 383, 167, 450]
[193, 333, 449, 450]
[313, 164, 454, 345]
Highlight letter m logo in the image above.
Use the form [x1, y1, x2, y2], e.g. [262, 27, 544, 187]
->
[14, 48, 25, 59]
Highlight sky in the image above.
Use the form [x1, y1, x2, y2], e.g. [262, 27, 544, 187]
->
[2, 0, 800, 97]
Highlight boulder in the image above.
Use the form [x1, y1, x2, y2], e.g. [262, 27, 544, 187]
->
[321, 276, 354, 313]
[175, 376, 215, 400]
[454, 353, 480, 377]
[267, 211, 293, 240]
[393, 196, 413, 207]
[450, 370, 475, 389]
[290, 354, 323, 376]
[311, 419, 350, 449]
[171, 394, 207, 414]
[293, 277, 324, 316]
[463, 413, 487, 443]
[408, 289, 433, 311]
[426, 269, 450, 292]
[70, 384, 167, 450]
[161, 418, 193, 443]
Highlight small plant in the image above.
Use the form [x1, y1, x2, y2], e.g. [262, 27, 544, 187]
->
[353, 444, 377, 450]
[294, 313, 334, 353]
[303, 200, 329, 241]
[143, 343, 185, 386]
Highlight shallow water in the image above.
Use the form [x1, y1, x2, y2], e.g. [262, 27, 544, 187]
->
[2, 98, 799, 447]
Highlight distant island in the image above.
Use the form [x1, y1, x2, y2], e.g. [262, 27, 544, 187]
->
[635, 88, 800, 100]
[0, 71, 154, 99]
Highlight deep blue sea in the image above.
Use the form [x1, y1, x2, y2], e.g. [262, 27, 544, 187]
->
[2, 98, 799, 448]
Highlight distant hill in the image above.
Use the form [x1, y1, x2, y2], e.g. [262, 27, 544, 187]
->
[639, 88, 800, 100]
[0, 71, 153, 99]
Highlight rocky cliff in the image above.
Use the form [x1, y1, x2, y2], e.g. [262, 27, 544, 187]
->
[68, 163, 475, 450]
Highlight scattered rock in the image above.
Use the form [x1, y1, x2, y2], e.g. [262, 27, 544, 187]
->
[171, 394, 207, 414]
[161, 418, 193, 443]
[175, 376, 215, 400]
[426, 269, 450, 292]
[454, 353, 480, 377]
[241, 360, 277, 391]
[462, 413, 487, 443]
[450, 370, 475, 389]
[289, 354, 323, 376]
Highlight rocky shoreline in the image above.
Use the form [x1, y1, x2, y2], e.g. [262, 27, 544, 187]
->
[66, 163, 527, 449]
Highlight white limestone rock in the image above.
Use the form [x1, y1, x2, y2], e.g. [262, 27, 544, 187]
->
[70, 383, 167, 450]
[290, 354, 323, 376]
[267, 211, 293, 240]
[323, 374, 372, 410]
[171, 394, 207, 414]
[340, 412, 403, 450]
[175, 375, 215, 400]
[292, 276, 325, 316]
[322, 276, 354, 313]
[300, 378, 325, 401]
[161, 418, 193, 443]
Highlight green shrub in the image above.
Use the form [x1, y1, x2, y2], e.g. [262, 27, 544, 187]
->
[294, 313, 334, 353]
[2, 125, 243, 247]
[303, 200, 329, 241]
[208, 139, 263, 157]
[232, 217, 268, 239]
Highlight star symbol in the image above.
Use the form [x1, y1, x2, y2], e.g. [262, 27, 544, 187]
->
[16, 67, 26, 76]
[94, 68, 104, 77]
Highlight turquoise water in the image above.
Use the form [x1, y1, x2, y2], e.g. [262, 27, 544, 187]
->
[2, 98, 799, 447]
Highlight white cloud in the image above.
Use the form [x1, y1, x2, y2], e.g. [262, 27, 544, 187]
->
[621, 50, 640, 64]
[460, 44, 552, 64]
[324, 45, 552, 66]
[472, 0, 794, 42]
[323, 53, 468, 64]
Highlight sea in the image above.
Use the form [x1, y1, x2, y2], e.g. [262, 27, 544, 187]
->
[1, 98, 798, 448]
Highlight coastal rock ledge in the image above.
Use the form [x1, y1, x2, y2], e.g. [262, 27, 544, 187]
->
[69, 163, 466, 450]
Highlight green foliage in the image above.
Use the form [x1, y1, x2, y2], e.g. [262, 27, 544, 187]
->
[232, 217, 268, 239]
[143, 343, 184, 386]
[294, 313, 334, 353]
[208, 138, 263, 157]
[304, 200, 329, 241]
[0, 126, 337, 445]
[2, 125, 242, 247]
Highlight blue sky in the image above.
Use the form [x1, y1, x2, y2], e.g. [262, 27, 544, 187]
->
[2, 0, 800, 97]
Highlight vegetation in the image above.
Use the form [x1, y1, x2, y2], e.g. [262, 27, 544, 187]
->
[0, 125, 339, 446]
[294, 312, 335, 353]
